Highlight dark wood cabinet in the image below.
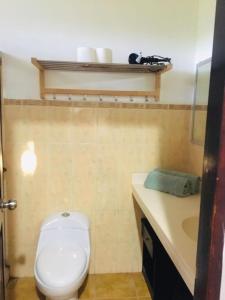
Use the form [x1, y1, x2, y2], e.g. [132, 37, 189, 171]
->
[171, 272, 194, 300]
[141, 218, 193, 300]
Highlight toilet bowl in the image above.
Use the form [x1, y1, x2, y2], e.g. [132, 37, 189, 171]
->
[34, 212, 90, 300]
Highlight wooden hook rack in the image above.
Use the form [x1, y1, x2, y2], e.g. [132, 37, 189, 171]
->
[31, 58, 172, 101]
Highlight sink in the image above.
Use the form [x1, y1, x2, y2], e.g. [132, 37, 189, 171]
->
[182, 216, 199, 242]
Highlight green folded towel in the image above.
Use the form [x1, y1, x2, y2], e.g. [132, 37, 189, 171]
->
[155, 168, 200, 194]
[144, 169, 199, 197]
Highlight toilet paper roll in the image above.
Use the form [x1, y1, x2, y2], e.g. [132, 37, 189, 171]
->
[76, 47, 97, 63]
[96, 48, 112, 63]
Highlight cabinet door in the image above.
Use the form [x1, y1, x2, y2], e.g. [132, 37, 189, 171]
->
[153, 238, 193, 300]
[141, 218, 193, 300]
[153, 239, 176, 300]
[171, 272, 193, 300]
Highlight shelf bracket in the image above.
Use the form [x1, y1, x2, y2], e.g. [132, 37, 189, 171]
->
[155, 72, 161, 101]
[32, 58, 45, 99]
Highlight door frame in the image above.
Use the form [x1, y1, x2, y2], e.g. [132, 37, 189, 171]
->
[0, 54, 6, 300]
[194, 0, 225, 299]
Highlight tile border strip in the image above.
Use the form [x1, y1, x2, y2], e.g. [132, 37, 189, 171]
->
[3, 99, 208, 111]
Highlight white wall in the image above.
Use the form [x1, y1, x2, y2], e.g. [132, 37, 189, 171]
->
[195, 0, 216, 62]
[0, 0, 198, 104]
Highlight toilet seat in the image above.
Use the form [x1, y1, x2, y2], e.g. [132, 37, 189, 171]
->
[36, 245, 86, 288]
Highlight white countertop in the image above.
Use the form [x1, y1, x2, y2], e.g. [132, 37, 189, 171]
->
[132, 173, 200, 295]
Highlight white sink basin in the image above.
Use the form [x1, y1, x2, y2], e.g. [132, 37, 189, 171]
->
[182, 216, 199, 242]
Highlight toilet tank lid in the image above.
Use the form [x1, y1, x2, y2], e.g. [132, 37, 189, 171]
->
[41, 212, 89, 231]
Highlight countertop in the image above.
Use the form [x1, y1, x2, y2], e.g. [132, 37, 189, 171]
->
[132, 173, 200, 295]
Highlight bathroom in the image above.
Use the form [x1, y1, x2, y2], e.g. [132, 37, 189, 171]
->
[0, 0, 223, 299]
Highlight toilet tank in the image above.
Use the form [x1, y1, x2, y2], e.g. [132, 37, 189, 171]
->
[41, 212, 89, 231]
[36, 212, 90, 258]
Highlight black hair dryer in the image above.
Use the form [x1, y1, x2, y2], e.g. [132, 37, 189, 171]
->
[129, 53, 171, 65]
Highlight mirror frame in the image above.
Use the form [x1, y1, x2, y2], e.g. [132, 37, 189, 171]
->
[191, 57, 212, 146]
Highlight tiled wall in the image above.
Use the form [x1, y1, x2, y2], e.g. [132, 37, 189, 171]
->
[187, 139, 204, 176]
[192, 110, 207, 145]
[3, 101, 203, 277]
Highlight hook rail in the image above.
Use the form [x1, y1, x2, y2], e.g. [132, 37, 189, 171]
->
[31, 58, 172, 102]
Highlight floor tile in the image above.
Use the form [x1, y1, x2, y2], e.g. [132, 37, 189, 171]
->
[132, 273, 151, 297]
[96, 299, 136, 300]
[7, 277, 41, 300]
[95, 273, 136, 298]
[79, 274, 96, 299]
[7, 273, 152, 300]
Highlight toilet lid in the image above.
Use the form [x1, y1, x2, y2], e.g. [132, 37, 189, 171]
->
[36, 245, 86, 288]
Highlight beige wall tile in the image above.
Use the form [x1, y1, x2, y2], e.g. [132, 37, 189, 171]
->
[71, 108, 97, 144]
[4, 104, 204, 277]
[47, 106, 72, 144]
[97, 109, 124, 144]
[29, 106, 49, 145]
[46, 143, 73, 210]
[71, 144, 97, 214]
[4, 142, 24, 199]
[94, 242, 118, 274]
[187, 143, 204, 176]
[89, 225, 96, 274]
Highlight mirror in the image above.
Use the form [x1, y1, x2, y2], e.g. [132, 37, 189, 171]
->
[191, 58, 211, 145]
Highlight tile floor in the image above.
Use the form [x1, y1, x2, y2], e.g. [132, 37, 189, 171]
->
[7, 273, 152, 300]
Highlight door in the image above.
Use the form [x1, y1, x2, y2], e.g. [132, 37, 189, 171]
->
[194, 0, 225, 299]
[0, 56, 17, 299]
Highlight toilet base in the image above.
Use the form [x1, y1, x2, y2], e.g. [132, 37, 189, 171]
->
[46, 291, 78, 300]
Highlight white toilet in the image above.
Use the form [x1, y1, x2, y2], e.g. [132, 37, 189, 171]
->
[34, 212, 90, 300]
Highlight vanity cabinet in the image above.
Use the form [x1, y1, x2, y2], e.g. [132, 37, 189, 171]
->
[171, 273, 194, 300]
[141, 218, 193, 300]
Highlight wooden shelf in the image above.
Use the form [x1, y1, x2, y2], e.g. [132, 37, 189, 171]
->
[32, 59, 169, 73]
[31, 58, 172, 101]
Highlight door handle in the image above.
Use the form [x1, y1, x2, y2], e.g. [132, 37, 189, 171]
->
[0, 199, 17, 210]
